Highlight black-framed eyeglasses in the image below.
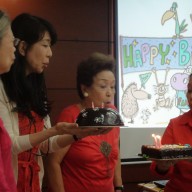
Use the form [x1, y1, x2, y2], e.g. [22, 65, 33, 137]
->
[13, 38, 20, 47]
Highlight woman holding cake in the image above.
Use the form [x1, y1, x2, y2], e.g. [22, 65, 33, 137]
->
[0, 13, 106, 192]
[46, 52, 123, 192]
[150, 74, 192, 192]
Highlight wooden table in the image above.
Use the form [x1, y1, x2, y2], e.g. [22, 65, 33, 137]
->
[138, 183, 164, 192]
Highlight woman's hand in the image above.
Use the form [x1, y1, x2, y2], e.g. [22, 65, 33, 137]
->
[155, 159, 177, 174]
[54, 122, 79, 135]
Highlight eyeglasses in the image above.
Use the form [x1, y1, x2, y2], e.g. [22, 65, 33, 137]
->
[13, 38, 20, 47]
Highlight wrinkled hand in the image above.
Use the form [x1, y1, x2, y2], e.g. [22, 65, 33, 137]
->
[54, 122, 79, 135]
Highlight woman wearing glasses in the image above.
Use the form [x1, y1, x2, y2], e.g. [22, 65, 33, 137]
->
[0, 10, 17, 192]
[0, 13, 106, 192]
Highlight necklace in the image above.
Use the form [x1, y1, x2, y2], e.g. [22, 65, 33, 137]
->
[92, 136, 112, 177]
[100, 140, 112, 177]
[78, 102, 113, 177]
[100, 141, 112, 157]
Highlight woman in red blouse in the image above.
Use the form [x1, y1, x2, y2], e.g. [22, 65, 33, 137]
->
[47, 52, 123, 192]
[150, 74, 192, 192]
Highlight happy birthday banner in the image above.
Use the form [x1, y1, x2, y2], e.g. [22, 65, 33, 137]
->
[120, 36, 192, 74]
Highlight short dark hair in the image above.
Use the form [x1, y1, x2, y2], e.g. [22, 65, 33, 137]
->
[77, 52, 115, 99]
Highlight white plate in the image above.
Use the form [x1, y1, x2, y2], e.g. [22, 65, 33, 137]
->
[148, 157, 192, 161]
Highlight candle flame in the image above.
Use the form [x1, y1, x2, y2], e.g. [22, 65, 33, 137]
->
[151, 134, 161, 148]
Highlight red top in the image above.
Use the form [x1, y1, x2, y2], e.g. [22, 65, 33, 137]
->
[0, 118, 17, 192]
[57, 104, 120, 192]
[150, 110, 192, 192]
[17, 112, 44, 192]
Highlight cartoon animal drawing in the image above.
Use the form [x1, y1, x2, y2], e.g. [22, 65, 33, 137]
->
[121, 83, 151, 124]
[170, 73, 189, 114]
[141, 109, 151, 124]
[161, 2, 188, 39]
[152, 67, 173, 111]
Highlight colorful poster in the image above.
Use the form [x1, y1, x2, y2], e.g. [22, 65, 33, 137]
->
[117, 0, 192, 127]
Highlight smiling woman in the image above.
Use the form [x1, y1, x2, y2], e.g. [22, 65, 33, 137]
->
[0, 13, 105, 192]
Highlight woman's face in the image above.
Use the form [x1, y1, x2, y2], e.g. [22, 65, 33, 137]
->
[0, 26, 16, 74]
[84, 70, 116, 107]
[25, 31, 52, 75]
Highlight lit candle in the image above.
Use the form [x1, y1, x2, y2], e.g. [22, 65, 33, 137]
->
[92, 101, 95, 108]
[156, 135, 162, 148]
[152, 134, 158, 148]
[101, 102, 104, 108]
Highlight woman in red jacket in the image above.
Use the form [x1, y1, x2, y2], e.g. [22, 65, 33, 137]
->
[150, 73, 192, 192]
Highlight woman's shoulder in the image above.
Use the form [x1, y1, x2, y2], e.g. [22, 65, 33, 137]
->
[0, 78, 9, 102]
[56, 104, 80, 123]
[171, 110, 191, 124]
[61, 104, 80, 113]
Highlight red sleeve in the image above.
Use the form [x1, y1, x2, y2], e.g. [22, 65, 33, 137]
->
[150, 119, 175, 178]
[0, 147, 9, 191]
[161, 120, 174, 144]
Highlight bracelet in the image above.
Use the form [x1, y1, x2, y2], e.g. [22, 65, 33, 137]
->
[114, 185, 124, 191]
[73, 135, 79, 141]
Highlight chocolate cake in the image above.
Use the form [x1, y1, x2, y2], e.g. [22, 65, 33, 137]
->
[141, 144, 192, 159]
[76, 107, 124, 127]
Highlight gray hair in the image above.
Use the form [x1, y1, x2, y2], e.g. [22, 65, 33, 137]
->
[0, 10, 10, 41]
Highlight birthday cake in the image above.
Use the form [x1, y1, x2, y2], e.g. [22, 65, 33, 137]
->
[141, 144, 192, 159]
[76, 107, 124, 127]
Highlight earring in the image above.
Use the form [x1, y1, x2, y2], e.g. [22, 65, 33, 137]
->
[84, 92, 89, 97]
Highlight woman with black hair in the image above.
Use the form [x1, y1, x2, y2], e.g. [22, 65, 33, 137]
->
[0, 13, 104, 192]
[46, 52, 123, 192]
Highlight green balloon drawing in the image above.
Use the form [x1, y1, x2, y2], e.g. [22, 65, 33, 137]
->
[139, 72, 152, 88]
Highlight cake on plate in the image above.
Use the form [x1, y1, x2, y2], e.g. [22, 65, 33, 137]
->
[141, 144, 192, 159]
[76, 107, 124, 127]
